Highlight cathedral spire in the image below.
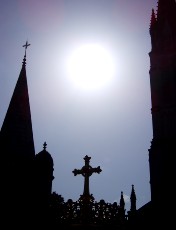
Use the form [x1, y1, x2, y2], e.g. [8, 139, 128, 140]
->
[130, 185, 136, 212]
[149, 9, 157, 32]
[120, 191, 125, 209]
[0, 41, 35, 158]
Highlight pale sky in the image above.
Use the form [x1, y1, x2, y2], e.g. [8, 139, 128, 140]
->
[0, 0, 157, 212]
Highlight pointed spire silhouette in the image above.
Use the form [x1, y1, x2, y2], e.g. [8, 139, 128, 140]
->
[149, 8, 157, 32]
[0, 41, 35, 158]
[130, 185, 136, 212]
[120, 191, 125, 209]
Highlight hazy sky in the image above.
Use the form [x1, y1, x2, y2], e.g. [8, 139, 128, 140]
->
[0, 0, 158, 211]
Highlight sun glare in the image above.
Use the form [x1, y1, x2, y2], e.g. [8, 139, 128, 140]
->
[66, 43, 116, 90]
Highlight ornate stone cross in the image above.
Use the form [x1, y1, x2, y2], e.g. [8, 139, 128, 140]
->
[72, 155, 102, 196]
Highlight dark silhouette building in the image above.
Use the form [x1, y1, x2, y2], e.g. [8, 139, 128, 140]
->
[0, 0, 176, 229]
[0, 43, 54, 228]
[149, 0, 176, 205]
[132, 0, 176, 228]
[148, 0, 176, 225]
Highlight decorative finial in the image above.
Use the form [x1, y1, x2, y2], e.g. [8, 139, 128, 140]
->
[43, 142, 47, 150]
[120, 191, 125, 208]
[22, 40, 31, 65]
[84, 155, 91, 162]
[131, 184, 136, 200]
[23, 40, 31, 55]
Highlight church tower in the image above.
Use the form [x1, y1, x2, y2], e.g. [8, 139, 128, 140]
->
[0, 42, 54, 228]
[0, 42, 35, 159]
[0, 41, 36, 227]
[148, 0, 176, 213]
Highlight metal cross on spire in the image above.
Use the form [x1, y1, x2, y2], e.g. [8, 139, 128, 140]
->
[22, 40, 31, 66]
[72, 155, 102, 197]
[23, 40, 31, 57]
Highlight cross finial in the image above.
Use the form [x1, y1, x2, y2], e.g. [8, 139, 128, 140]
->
[22, 40, 30, 65]
[43, 142, 47, 150]
[23, 40, 30, 57]
[23, 40, 30, 52]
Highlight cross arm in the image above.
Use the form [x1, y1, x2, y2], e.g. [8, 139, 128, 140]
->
[93, 166, 102, 174]
[72, 168, 82, 176]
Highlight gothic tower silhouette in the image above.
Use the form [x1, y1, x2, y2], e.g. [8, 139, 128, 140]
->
[0, 42, 54, 229]
[0, 42, 35, 228]
[148, 0, 176, 219]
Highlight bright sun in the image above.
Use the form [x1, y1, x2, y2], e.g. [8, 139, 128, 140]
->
[66, 43, 116, 90]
